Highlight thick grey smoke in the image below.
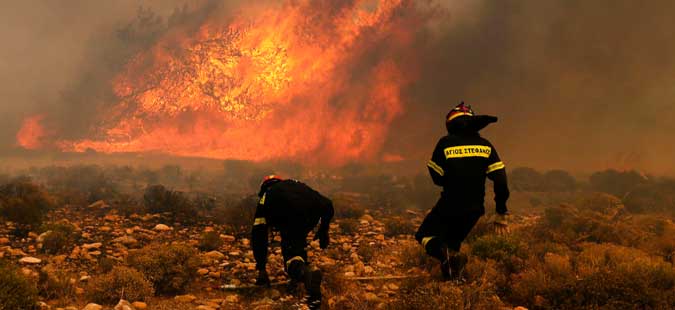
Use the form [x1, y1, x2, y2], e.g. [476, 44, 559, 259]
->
[1, 0, 674, 174]
[0, 0, 212, 144]
[390, 0, 675, 175]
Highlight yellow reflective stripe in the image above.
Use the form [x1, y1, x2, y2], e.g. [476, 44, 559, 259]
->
[444, 145, 491, 159]
[427, 160, 444, 176]
[285, 256, 305, 269]
[421, 236, 436, 248]
[253, 217, 267, 226]
[447, 112, 473, 122]
[487, 161, 506, 174]
[259, 193, 266, 205]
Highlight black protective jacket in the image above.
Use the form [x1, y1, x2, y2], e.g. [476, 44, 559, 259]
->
[251, 180, 334, 270]
[427, 118, 510, 215]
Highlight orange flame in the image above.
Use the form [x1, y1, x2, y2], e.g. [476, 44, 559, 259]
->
[17, 115, 46, 150]
[33, 1, 420, 165]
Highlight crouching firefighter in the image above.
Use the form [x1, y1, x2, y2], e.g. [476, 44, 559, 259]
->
[416, 102, 510, 281]
[251, 175, 334, 307]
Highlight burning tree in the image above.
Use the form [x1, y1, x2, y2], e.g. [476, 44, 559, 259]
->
[19, 0, 424, 166]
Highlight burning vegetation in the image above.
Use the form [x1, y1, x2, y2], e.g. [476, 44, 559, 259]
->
[17, 0, 423, 166]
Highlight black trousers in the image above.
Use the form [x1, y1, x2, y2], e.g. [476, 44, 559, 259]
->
[280, 230, 310, 279]
[415, 198, 483, 252]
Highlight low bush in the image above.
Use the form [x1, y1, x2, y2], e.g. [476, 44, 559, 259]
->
[537, 201, 638, 247]
[0, 262, 38, 310]
[471, 235, 523, 262]
[542, 170, 577, 192]
[399, 241, 436, 271]
[0, 180, 53, 229]
[40, 222, 81, 254]
[394, 281, 464, 310]
[471, 234, 527, 273]
[510, 167, 545, 192]
[332, 196, 365, 219]
[623, 180, 675, 214]
[112, 194, 146, 217]
[510, 244, 675, 309]
[143, 185, 197, 224]
[127, 243, 200, 295]
[383, 217, 416, 237]
[198, 231, 223, 252]
[86, 266, 154, 304]
[38, 268, 76, 303]
[589, 169, 646, 197]
[210, 195, 257, 234]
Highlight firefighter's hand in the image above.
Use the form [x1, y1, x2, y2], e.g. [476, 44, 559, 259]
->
[314, 230, 330, 249]
[493, 213, 510, 235]
[255, 269, 270, 287]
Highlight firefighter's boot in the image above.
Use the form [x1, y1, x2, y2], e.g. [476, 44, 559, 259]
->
[304, 268, 323, 309]
[288, 259, 322, 308]
[449, 252, 468, 282]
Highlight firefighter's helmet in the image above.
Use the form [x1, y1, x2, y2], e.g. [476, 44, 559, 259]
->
[446, 101, 474, 124]
[258, 174, 283, 197]
[445, 101, 497, 133]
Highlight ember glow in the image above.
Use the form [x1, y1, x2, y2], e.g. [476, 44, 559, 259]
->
[25, 0, 419, 165]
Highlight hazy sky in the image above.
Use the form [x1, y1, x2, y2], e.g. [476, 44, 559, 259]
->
[1, 0, 674, 175]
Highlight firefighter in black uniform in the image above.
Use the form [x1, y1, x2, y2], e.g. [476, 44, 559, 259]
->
[416, 102, 510, 280]
[251, 175, 334, 307]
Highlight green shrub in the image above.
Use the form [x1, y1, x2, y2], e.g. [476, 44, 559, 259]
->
[127, 243, 199, 295]
[39, 165, 119, 204]
[542, 170, 577, 192]
[143, 185, 197, 223]
[589, 169, 646, 197]
[510, 244, 675, 309]
[333, 197, 365, 219]
[399, 242, 436, 270]
[537, 201, 638, 247]
[198, 231, 223, 252]
[465, 216, 494, 241]
[40, 223, 81, 254]
[86, 266, 154, 304]
[383, 217, 416, 237]
[510, 167, 545, 192]
[471, 235, 523, 262]
[112, 194, 146, 217]
[97, 256, 116, 273]
[0, 262, 38, 310]
[623, 180, 675, 214]
[394, 281, 464, 309]
[0, 180, 53, 229]
[210, 195, 257, 234]
[38, 268, 76, 303]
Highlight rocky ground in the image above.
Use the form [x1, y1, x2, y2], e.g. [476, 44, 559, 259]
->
[0, 196, 548, 310]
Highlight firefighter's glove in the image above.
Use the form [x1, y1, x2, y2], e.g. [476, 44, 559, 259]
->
[314, 230, 330, 249]
[255, 269, 270, 287]
[493, 213, 510, 235]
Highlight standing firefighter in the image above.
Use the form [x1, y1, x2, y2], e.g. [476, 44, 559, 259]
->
[416, 102, 510, 281]
[252, 175, 333, 308]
